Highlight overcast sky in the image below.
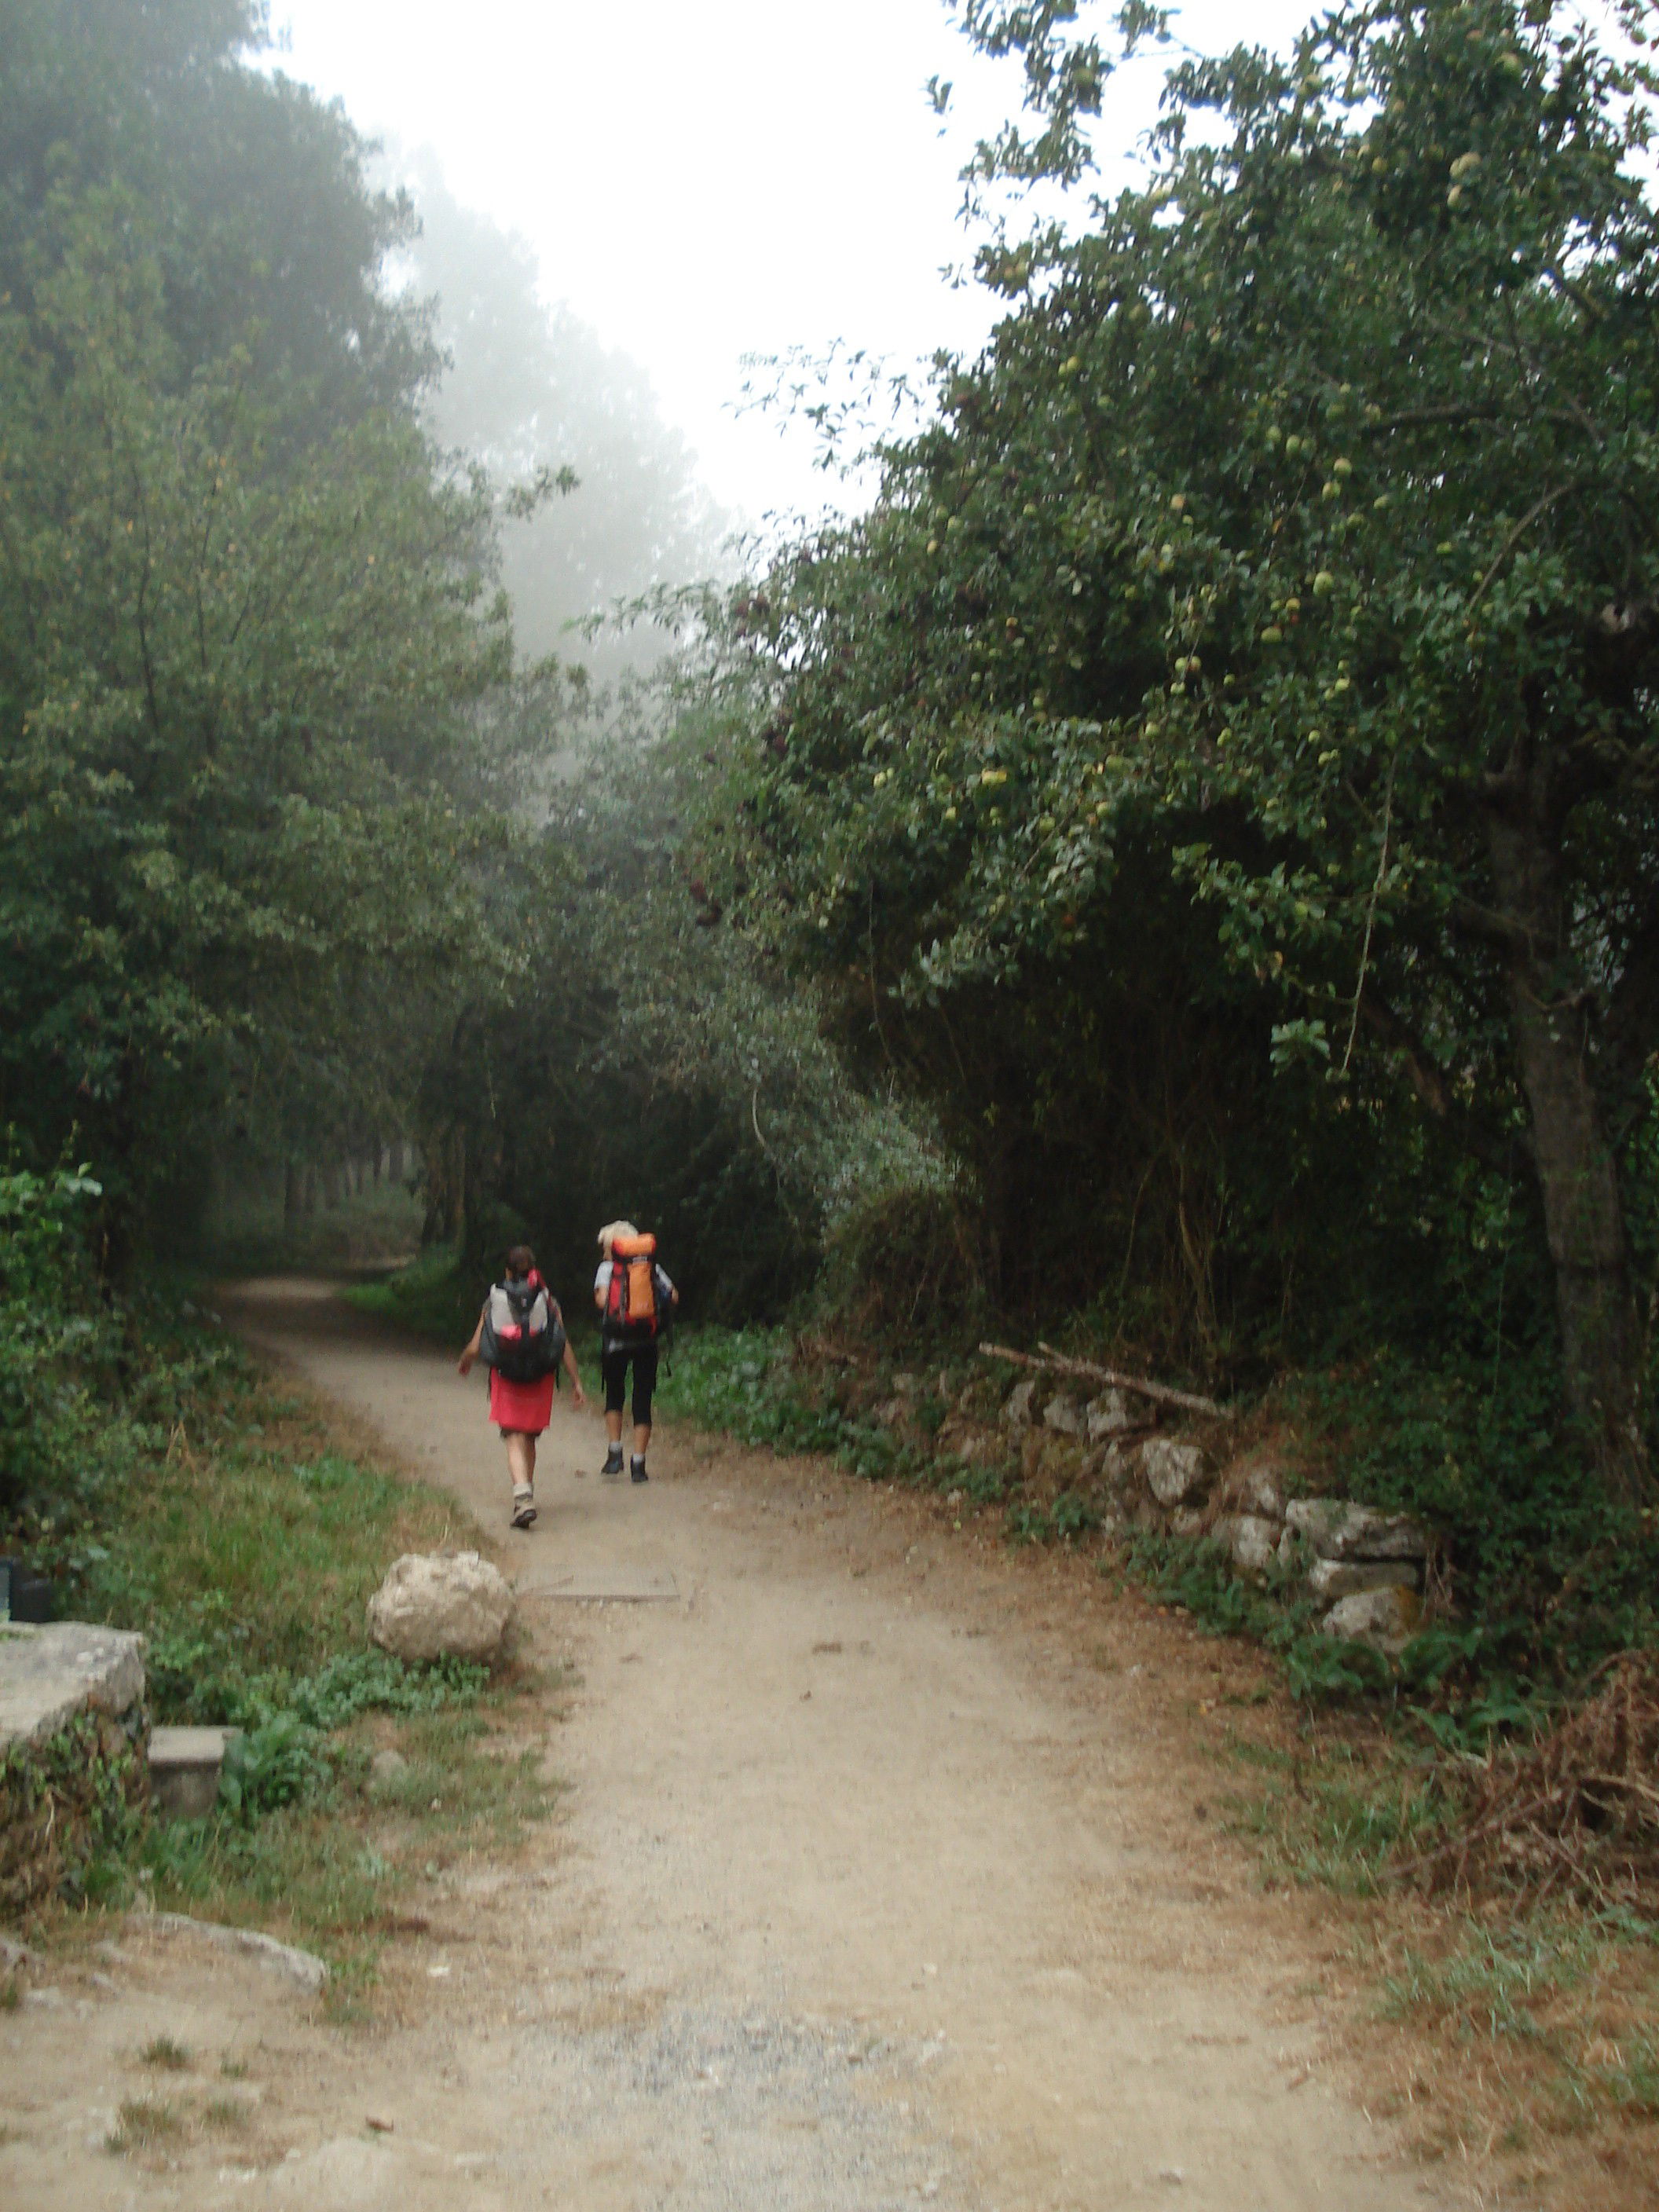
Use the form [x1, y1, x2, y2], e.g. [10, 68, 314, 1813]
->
[268, 0, 1314, 527]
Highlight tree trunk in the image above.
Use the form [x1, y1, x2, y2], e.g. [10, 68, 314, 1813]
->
[1485, 799, 1646, 1497]
[283, 1159, 300, 1228]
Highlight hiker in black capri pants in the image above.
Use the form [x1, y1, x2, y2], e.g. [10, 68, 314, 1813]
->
[594, 1220, 678, 1483]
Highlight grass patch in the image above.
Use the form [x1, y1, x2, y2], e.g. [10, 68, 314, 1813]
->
[9, 1312, 559, 1987]
[1218, 1727, 1452, 1896]
[138, 2033, 191, 2071]
[79, 1386, 457, 1727]
[1213, 1716, 1659, 2178]
[343, 1243, 479, 1346]
[107, 2097, 182, 2154]
[134, 1697, 557, 1983]
[1371, 1908, 1659, 2157]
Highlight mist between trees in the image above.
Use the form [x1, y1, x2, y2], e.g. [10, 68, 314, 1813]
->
[2, 0, 1658, 1686]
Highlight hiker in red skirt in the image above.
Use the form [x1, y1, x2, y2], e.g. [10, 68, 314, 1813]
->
[458, 1243, 587, 1529]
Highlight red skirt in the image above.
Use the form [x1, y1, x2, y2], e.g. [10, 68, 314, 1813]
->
[489, 1368, 555, 1434]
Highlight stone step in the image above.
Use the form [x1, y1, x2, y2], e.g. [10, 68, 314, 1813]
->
[148, 1726, 240, 1820]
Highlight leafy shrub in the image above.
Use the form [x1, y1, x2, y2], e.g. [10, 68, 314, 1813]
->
[287, 1650, 487, 1730]
[656, 1325, 944, 1485]
[1006, 1490, 1101, 1545]
[218, 1714, 331, 1822]
[0, 1162, 112, 1526]
[819, 1181, 983, 1344]
[1284, 1350, 1659, 1686]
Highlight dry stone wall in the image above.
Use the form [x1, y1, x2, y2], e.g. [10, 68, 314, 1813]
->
[944, 1372, 1430, 1654]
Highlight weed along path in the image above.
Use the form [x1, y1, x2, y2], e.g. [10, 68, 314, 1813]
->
[9, 1279, 1452, 2212]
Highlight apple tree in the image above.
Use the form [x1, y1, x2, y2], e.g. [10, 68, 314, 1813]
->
[698, 0, 1659, 1493]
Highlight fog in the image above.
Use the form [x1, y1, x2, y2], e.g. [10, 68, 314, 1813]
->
[269, 0, 1317, 661]
[390, 152, 727, 672]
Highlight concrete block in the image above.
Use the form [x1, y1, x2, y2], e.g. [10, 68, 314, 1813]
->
[148, 1726, 240, 1820]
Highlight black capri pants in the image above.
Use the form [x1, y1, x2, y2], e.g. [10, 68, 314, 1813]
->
[601, 1342, 658, 1427]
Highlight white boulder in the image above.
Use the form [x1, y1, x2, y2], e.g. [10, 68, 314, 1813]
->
[1142, 1437, 1210, 1509]
[1229, 1514, 1281, 1577]
[1320, 1585, 1423, 1653]
[1002, 1379, 1039, 1432]
[1285, 1498, 1427, 1561]
[1043, 1390, 1086, 1437]
[1307, 1557, 1419, 1603]
[367, 1551, 515, 1666]
[1241, 1467, 1287, 1520]
[1086, 1390, 1134, 1441]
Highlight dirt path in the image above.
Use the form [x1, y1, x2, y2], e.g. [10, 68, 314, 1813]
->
[4, 1282, 1455, 2212]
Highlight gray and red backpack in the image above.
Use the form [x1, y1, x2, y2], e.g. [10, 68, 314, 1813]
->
[479, 1276, 566, 1383]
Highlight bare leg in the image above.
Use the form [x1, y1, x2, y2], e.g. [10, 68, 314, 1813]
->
[606, 1411, 624, 1445]
[504, 1432, 534, 1492]
[633, 1423, 651, 1459]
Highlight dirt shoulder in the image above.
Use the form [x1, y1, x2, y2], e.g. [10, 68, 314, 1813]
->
[4, 1280, 1463, 2212]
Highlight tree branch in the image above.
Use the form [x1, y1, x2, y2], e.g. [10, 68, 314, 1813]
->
[1468, 484, 1577, 613]
[979, 1340, 1226, 1418]
[1452, 897, 1544, 959]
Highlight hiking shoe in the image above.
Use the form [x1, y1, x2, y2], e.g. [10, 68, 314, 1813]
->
[511, 1491, 537, 1529]
[601, 1445, 625, 1481]
[630, 1456, 649, 1485]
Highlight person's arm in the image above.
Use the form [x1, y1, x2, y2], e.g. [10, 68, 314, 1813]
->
[593, 1259, 610, 1312]
[457, 1309, 484, 1377]
[562, 1335, 588, 1408]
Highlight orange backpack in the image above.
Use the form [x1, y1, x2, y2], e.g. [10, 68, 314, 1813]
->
[605, 1232, 659, 1336]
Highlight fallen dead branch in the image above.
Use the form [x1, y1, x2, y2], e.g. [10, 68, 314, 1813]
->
[1394, 1654, 1659, 1909]
[977, 1341, 1227, 1419]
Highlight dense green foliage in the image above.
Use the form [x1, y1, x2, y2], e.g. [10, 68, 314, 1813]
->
[0, 0, 530, 1246]
[408, 699, 955, 1319]
[689, 0, 1659, 1499]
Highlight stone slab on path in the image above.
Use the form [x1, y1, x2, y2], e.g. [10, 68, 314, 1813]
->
[515, 1565, 679, 1602]
[0, 1621, 146, 1754]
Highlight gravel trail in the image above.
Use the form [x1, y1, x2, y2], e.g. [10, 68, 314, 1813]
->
[1, 1280, 1453, 2212]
